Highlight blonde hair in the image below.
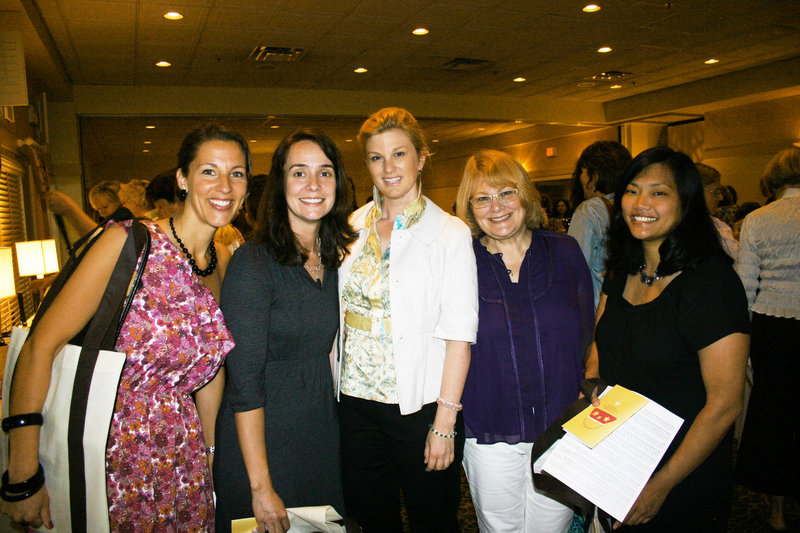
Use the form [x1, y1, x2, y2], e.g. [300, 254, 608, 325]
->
[763, 146, 800, 195]
[357, 107, 429, 160]
[88, 180, 121, 206]
[119, 179, 153, 211]
[456, 149, 542, 237]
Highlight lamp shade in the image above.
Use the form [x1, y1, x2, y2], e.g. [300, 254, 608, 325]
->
[0, 247, 16, 298]
[15, 239, 59, 278]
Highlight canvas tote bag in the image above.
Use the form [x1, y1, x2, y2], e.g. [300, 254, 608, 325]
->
[1, 220, 150, 532]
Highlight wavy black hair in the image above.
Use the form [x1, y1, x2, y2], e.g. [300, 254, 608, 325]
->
[606, 146, 727, 277]
[255, 129, 357, 268]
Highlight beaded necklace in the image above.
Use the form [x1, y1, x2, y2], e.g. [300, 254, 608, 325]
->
[638, 262, 661, 286]
[169, 216, 217, 277]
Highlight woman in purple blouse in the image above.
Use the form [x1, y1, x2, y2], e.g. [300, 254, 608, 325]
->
[456, 150, 594, 532]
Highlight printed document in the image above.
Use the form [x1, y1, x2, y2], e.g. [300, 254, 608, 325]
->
[541, 389, 683, 522]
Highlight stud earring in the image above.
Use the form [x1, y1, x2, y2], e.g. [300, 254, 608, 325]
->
[178, 189, 188, 201]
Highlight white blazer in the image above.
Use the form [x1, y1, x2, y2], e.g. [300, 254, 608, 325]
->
[337, 196, 479, 415]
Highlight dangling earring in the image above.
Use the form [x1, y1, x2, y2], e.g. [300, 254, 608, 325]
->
[178, 189, 188, 201]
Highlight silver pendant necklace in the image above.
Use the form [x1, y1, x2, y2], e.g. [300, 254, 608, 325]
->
[303, 236, 323, 280]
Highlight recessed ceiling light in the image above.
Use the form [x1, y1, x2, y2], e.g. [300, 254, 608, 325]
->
[610, 84, 623, 89]
[704, 58, 719, 64]
[156, 60, 171, 67]
[354, 67, 368, 73]
[345, 139, 353, 143]
[583, 4, 601, 13]
[432, 139, 439, 143]
[142, 149, 150, 153]
[163, 12, 183, 20]
[412, 28, 429, 36]
[145, 125, 156, 129]
[597, 46, 612, 53]
[249, 139, 257, 143]
[270, 125, 279, 129]
[513, 77, 526, 82]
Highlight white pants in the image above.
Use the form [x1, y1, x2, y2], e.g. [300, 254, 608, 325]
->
[463, 438, 573, 533]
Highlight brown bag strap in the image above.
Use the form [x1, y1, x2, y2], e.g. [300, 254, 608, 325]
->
[531, 378, 614, 532]
[58, 221, 149, 532]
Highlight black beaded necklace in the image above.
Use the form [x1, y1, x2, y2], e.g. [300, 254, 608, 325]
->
[169, 216, 217, 277]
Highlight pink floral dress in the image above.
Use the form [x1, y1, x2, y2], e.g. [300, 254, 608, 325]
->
[105, 220, 234, 532]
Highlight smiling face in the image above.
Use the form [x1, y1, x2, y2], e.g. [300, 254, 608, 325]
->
[471, 180, 527, 243]
[621, 163, 682, 248]
[177, 140, 247, 229]
[283, 140, 336, 231]
[364, 129, 426, 207]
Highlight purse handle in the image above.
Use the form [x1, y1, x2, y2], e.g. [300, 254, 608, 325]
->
[30, 220, 150, 349]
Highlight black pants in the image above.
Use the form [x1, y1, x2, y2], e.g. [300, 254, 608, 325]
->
[338, 395, 464, 533]
[736, 312, 800, 499]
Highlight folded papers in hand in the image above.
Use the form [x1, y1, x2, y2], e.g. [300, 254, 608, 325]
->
[232, 505, 345, 533]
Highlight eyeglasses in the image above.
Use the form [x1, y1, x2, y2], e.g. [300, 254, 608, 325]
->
[470, 189, 519, 209]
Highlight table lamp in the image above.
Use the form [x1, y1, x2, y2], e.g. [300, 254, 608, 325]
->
[14, 239, 59, 316]
[14, 239, 59, 279]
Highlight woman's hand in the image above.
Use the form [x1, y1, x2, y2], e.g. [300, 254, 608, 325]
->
[45, 190, 76, 216]
[577, 385, 601, 407]
[578, 378, 603, 407]
[0, 485, 53, 529]
[424, 426, 455, 471]
[613, 475, 671, 529]
[251, 486, 290, 533]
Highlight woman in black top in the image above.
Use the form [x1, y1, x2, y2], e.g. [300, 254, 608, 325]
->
[585, 147, 750, 531]
[213, 130, 356, 533]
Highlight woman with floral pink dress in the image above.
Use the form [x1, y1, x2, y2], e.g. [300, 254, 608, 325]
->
[1, 124, 249, 531]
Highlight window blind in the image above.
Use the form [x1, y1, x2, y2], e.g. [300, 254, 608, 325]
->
[0, 152, 31, 332]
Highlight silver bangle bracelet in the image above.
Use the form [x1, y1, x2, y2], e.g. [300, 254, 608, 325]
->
[428, 423, 457, 439]
[205, 446, 216, 454]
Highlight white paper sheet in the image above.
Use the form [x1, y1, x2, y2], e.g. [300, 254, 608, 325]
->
[231, 505, 345, 533]
[542, 395, 683, 522]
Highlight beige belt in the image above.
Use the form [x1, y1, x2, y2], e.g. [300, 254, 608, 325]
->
[345, 311, 391, 334]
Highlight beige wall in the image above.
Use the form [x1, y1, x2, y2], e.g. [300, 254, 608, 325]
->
[43, 91, 800, 221]
[669, 94, 800, 205]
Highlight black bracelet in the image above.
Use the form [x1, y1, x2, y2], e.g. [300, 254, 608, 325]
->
[1, 413, 43, 433]
[0, 464, 45, 502]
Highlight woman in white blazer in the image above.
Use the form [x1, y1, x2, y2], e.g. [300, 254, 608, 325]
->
[337, 107, 478, 532]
